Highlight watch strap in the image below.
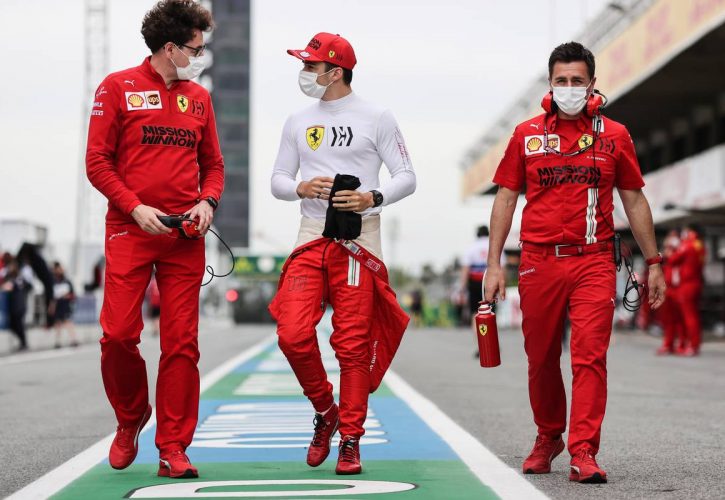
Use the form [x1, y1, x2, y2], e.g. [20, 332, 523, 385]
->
[204, 196, 218, 210]
[645, 252, 663, 266]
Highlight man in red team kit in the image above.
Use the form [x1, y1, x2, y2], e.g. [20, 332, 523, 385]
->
[484, 42, 665, 483]
[668, 224, 706, 356]
[269, 33, 415, 475]
[86, 0, 223, 479]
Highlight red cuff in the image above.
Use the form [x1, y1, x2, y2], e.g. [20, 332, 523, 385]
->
[124, 199, 143, 216]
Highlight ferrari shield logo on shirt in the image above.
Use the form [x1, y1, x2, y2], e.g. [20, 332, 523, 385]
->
[578, 134, 594, 149]
[525, 134, 560, 155]
[306, 126, 325, 151]
[478, 324, 488, 336]
[125, 91, 163, 111]
[177, 95, 189, 113]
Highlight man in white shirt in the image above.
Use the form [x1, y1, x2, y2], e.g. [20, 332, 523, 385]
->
[270, 32, 416, 475]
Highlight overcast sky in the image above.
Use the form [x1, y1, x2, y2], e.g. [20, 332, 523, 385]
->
[1, 0, 608, 272]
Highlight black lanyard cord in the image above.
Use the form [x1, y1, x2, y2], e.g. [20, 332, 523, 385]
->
[201, 227, 236, 287]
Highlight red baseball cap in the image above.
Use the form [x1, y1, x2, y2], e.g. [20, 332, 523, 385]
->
[287, 32, 357, 70]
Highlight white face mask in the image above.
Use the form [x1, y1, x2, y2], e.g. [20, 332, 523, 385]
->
[298, 68, 335, 98]
[171, 45, 205, 80]
[552, 85, 589, 115]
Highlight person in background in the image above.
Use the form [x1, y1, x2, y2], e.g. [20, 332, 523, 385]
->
[49, 262, 79, 349]
[1, 258, 31, 352]
[460, 225, 490, 323]
[461, 225, 491, 358]
[409, 289, 424, 328]
[656, 229, 685, 355]
[668, 224, 705, 356]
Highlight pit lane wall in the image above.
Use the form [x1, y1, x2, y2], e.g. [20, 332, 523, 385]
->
[462, 0, 725, 198]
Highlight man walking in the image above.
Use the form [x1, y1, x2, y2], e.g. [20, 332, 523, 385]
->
[86, 0, 223, 479]
[270, 32, 415, 475]
[483, 42, 665, 483]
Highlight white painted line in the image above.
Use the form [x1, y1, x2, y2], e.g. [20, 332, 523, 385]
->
[6, 335, 277, 500]
[383, 369, 550, 500]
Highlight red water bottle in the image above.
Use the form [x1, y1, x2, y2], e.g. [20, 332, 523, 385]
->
[475, 301, 501, 367]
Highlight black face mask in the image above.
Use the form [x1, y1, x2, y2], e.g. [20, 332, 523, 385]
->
[322, 174, 362, 240]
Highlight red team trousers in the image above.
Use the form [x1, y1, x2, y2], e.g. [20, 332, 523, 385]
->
[274, 242, 373, 438]
[100, 223, 205, 451]
[518, 247, 615, 455]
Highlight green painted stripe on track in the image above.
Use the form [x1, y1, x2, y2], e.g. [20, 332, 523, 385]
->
[52, 461, 497, 499]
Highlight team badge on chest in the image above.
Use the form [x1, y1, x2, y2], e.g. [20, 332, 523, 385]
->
[578, 134, 594, 149]
[306, 126, 325, 151]
[177, 95, 189, 113]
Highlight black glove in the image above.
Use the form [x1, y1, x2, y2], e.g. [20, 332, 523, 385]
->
[322, 174, 362, 240]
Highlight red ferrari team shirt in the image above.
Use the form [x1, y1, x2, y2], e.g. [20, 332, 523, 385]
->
[493, 112, 644, 245]
[86, 57, 224, 225]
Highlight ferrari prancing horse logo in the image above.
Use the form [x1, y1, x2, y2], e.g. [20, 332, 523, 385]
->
[306, 126, 324, 151]
[177, 95, 189, 113]
[478, 324, 488, 337]
[578, 134, 593, 149]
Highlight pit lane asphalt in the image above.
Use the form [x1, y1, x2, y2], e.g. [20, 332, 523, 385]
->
[2, 319, 723, 499]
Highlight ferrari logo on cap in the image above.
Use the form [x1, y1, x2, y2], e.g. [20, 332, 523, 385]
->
[177, 95, 189, 113]
[306, 126, 325, 151]
[478, 324, 488, 337]
[578, 134, 593, 149]
[329, 50, 336, 58]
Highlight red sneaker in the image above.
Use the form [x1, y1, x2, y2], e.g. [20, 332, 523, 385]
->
[109, 405, 152, 470]
[307, 404, 339, 467]
[335, 435, 362, 475]
[522, 434, 565, 474]
[158, 448, 199, 478]
[678, 346, 699, 357]
[569, 448, 607, 483]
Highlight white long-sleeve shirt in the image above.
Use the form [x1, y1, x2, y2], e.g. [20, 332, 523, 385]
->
[271, 92, 416, 219]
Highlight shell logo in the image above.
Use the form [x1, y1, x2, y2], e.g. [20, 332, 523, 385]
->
[526, 137, 542, 152]
[127, 93, 144, 108]
[328, 50, 336, 58]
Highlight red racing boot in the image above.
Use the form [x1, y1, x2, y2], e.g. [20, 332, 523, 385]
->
[158, 448, 199, 478]
[335, 435, 362, 475]
[569, 448, 607, 483]
[522, 434, 565, 474]
[307, 404, 339, 467]
[109, 405, 152, 470]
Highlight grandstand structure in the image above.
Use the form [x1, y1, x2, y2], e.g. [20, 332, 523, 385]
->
[461, 0, 725, 328]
